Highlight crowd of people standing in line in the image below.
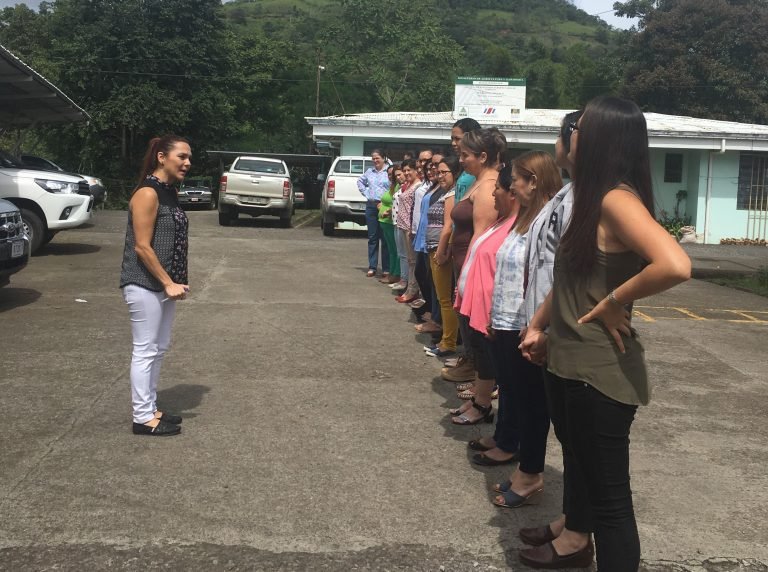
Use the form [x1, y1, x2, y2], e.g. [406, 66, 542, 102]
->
[357, 97, 692, 570]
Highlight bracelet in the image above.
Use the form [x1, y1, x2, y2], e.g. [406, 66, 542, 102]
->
[607, 289, 625, 306]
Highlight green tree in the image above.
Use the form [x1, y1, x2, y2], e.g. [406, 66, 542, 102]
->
[326, 0, 463, 111]
[618, 0, 768, 123]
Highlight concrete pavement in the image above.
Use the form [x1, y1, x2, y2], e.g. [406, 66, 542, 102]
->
[0, 210, 766, 571]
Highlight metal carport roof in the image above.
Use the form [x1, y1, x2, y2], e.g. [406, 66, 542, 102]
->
[0, 43, 89, 128]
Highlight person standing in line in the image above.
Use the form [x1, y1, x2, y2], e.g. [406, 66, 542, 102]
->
[378, 165, 401, 286]
[412, 153, 444, 335]
[425, 156, 461, 357]
[441, 118, 482, 383]
[391, 165, 409, 292]
[476, 152, 562, 496]
[448, 128, 505, 411]
[357, 149, 390, 278]
[394, 159, 421, 303]
[519, 97, 691, 570]
[120, 135, 191, 437]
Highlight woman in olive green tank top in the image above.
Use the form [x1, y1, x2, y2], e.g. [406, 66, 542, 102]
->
[518, 97, 691, 571]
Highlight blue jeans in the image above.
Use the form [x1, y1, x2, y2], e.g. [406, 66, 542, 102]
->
[365, 201, 389, 273]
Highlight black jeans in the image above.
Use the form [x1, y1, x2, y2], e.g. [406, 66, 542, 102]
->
[545, 371, 640, 572]
[491, 331, 549, 470]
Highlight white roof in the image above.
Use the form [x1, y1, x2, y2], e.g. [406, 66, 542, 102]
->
[307, 109, 768, 151]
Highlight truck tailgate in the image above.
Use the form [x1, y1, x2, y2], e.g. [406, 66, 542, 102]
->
[227, 171, 286, 198]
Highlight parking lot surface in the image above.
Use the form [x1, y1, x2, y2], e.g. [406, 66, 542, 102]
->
[1, 211, 767, 571]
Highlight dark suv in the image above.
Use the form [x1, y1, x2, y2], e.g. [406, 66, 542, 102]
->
[0, 198, 29, 287]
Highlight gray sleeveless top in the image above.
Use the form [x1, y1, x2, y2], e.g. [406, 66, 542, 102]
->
[119, 176, 189, 292]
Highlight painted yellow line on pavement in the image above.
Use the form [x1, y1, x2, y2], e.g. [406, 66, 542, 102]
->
[632, 310, 656, 323]
[633, 305, 768, 324]
[672, 307, 708, 320]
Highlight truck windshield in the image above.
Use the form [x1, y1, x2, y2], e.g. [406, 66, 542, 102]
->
[234, 159, 286, 175]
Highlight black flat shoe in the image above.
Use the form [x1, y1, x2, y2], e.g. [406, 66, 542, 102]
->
[132, 420, 181, 436]
[156, 411, 182, 424]
[468, 439, 494, 452]
[471, 451, 520, 466]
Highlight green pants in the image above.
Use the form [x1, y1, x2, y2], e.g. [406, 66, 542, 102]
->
[380, 222, 400, 278]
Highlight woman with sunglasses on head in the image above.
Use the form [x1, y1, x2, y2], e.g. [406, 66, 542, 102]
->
[519, 97, 691, 570]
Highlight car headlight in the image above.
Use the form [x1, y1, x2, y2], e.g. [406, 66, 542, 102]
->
[35, 179, 80, 193]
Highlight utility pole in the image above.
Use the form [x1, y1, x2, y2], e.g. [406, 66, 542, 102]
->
[315, 48, 324, 117]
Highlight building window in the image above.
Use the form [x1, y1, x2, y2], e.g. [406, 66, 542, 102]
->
[664, 153, 684, 183]
[737, 153, 768, 211]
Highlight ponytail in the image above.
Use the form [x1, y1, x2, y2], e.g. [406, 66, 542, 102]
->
[136, 134, 189, 189]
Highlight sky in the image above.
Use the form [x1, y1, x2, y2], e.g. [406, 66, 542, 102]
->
[0, 0, 639, 30]
[573, 0, 639, 29]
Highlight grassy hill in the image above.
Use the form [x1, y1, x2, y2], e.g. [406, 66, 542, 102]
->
[222, 0, 617, 51]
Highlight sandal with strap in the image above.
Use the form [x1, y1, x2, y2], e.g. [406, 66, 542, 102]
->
[452, 400, 494, 425]
[450, 396, 476, 416]
[457, 388, 476, 400]
[492, 487, 543, 509]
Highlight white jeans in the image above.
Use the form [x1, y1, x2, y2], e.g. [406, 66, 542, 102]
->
[123, 284, 176, 424]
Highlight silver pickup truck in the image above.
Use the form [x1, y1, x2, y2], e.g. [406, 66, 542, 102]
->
[0, 198, 29, 287]
[218, 156, 294, 227]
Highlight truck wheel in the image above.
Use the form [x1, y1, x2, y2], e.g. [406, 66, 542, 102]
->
[41, 230, 57, 246]
[322, 218, 335, 236]
[20, 209, 44, 254]
[279, 211, 292, 228]
[218, 211, 235, 226]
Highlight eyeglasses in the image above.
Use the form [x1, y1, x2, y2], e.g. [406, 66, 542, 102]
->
[428, 163, 439, 169]
[568, 122, 579, 133]
[437, 170, 452, 176]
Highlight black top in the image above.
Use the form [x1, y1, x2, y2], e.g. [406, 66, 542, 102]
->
[119, 176, 189, 292]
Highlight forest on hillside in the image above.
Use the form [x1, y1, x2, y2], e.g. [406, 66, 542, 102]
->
[0, 0, 766, 194]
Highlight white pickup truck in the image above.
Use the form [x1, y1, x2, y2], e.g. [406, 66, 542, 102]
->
[320, 156, 373, 236]
[0, 149, 92, 253]
[218, 156, 293, 227]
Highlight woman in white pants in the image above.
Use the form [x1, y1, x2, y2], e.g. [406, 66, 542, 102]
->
[119, 135, 191, 436]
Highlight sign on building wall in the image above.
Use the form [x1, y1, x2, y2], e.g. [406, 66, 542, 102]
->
[453, 77, 527, 122]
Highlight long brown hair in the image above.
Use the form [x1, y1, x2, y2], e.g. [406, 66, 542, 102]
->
[136, 135, 190, 187]
[511, 151, 563, 235]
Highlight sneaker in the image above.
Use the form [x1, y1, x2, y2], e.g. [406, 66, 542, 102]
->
[442, 359, 475, 382]
[426, 346, 456, 358]
[423, 344, 438, 352]
[391, 281, 407, 290]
